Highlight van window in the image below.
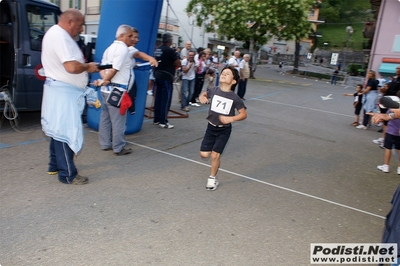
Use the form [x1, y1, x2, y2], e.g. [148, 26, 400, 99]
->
[26, 5, 58, 51]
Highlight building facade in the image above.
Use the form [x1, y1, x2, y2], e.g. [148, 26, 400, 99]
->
[368, 0, 400, 78]
[49, 0, 181, 47]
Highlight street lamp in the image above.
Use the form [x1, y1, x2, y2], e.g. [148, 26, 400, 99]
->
[342, 26, 353, 72]
[188, 16, 195, 42]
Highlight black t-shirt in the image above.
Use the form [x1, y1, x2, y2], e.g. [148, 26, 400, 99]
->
[386, 78, 400, 96]
[353, 92, 363, 108]
[154, 44, 179, 81]
[367, 78, 378, 90]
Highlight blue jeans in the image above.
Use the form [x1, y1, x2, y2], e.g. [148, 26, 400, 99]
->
[181, 78, 195, 108]
[331, 75, 337, 85]
[215, 71, 220, 87]
[154, 79, 173, 124]
[191, 73, 205, 103]
[49, 137, 77, 184]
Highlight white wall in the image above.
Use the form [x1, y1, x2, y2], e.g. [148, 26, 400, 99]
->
[161, 0, 216, 49]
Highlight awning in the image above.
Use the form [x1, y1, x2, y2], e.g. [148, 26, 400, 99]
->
[379, 63, 399, 74]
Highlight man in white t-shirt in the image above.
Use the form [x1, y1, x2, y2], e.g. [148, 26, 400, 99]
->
[180, 41, 192, 60]
[41, 9, 99, 185]
[228, 50, 241, 73]
[96, 25, 157, 155]
[180, 51, 196, 111]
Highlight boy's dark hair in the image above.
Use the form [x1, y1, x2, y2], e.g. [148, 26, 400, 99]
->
[357, 84, 363, 89]
[221, 65, 240, 91]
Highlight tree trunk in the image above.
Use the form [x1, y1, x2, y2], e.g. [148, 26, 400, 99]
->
[293, 39, 300, 74]
[249, 37, 256, 79]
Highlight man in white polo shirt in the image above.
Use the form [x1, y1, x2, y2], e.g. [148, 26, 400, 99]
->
[96, 25, 157, 155]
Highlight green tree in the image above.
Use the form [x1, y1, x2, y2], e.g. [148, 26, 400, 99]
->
[186, 0, 314, 74]
[319, 0, 371, 23]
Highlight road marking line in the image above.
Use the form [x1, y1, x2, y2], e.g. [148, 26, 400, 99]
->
[254, 98, 354, 118]
[119, 136, 386, 220]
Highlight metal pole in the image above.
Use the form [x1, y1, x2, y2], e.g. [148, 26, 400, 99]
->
[343, 38, 348, 72]
[188, 17, 194, 42]
[164, 0, 169, 32]
[343, 26, 353, 72]
[202, 23, 205, 47]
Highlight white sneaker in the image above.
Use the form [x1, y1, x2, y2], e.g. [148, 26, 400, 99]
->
[372, 138, 384, 144]
[190, 102, 200, 107]
[206, 176, 218, 191]
[147, 90, 153, 96]
[356, 125, 367, 129]
[397, 167, 400, 175]
[159, 123, 174, 129]
[377, 164, 389, 173]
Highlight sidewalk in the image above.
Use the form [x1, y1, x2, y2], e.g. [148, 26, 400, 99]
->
[257, 63, 365, 88]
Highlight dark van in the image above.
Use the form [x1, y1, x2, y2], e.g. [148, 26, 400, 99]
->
[0, 0, 61, 112]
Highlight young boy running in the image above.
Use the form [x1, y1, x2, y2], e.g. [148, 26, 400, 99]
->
[198, 66, 247, 190]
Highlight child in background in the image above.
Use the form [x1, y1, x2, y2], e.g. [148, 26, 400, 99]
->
[206, 68, 216, 90]
[343, 84, 363, 126]
[375, 109, 400, 174]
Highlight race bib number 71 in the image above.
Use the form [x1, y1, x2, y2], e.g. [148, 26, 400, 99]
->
[210, 95, 233, 115]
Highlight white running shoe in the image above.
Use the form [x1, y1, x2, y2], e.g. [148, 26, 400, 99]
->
[159, 123, 174, 129]
[377, 164, 389, 173]
[206, 177, 218, 191]
[397, 167, 400, 175]
[372, 138, 384, 144]
[356, 125, 367, 129]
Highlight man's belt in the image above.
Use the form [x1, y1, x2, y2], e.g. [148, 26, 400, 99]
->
[108, 83, 128, 90]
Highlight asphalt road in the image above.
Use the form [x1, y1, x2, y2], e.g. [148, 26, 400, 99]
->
[0, 65, 398, 266]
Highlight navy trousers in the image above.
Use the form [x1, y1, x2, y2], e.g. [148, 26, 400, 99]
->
[237, 78, 248, 99]
[154, 79, 173, 124]
[48, 138, 77, 184]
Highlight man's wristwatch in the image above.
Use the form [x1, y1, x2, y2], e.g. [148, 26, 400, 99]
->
[389, 112, 396, 120]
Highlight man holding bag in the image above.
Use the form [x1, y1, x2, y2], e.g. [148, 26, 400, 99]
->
[96, 25, 157, 155]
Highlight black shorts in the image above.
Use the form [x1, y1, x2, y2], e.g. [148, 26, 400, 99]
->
[354, 104, 362, 115]
[383, 133, 400, 150]
[200, 123, 232, 154]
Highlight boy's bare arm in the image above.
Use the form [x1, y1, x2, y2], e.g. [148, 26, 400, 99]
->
[219, 108, 247, 124]
[199, 91, 209, 104]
